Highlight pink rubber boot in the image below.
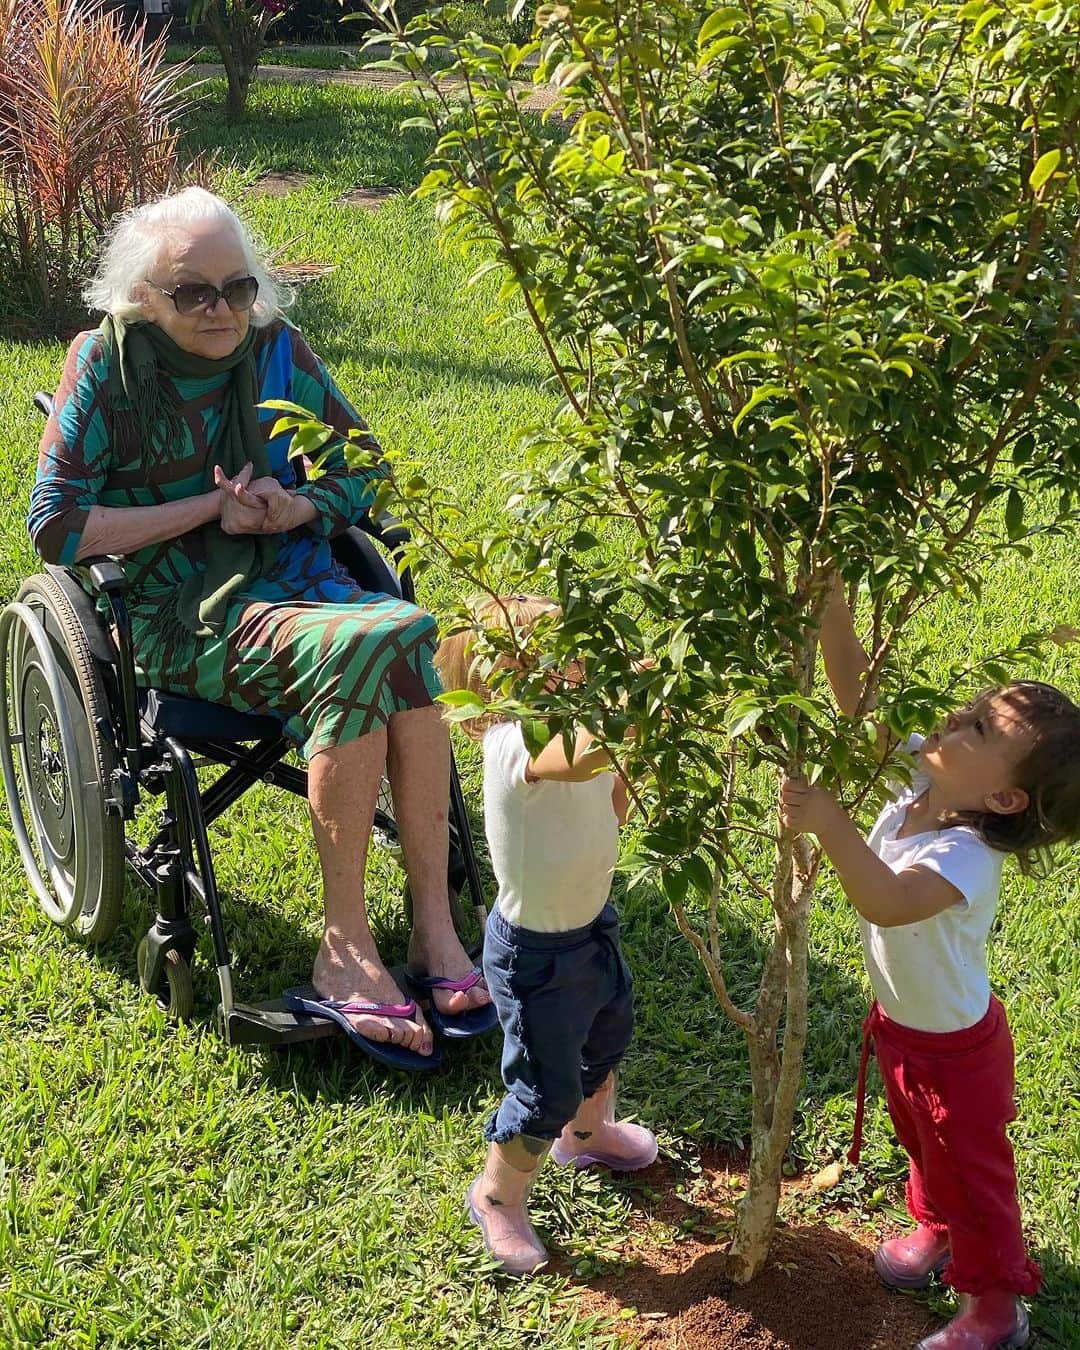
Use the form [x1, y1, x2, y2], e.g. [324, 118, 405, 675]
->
[550, 1074, 658, 1172]
[874, 1224, 951, 1290]
[916, 1291, 1030, 1349]
[466, 1137, 550, 1276]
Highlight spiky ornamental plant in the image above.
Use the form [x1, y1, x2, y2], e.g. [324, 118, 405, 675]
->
[0, 0, 187, 332]
[287, 0, 1080, 1280]
[186, 0, 290, 120]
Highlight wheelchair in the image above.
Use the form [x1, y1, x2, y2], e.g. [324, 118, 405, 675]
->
[0, 392, 486, 1047]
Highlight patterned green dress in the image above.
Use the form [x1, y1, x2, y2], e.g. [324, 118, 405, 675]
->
[28, 320, 440, 758]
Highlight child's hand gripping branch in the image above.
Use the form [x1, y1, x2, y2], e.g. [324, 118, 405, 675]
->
[782, 575, 1080, 1350]
[778, 774, 967, 928]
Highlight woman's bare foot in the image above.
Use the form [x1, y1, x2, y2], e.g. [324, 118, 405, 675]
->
[313, 933, 434, 1056]
[407, 923, 493, 1017]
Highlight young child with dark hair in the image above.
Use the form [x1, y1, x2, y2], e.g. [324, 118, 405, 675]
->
[780, 582, 1080, 1350]
[436, 594, 657, 1276]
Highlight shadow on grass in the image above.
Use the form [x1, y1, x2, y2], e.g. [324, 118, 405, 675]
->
[291, 282, 550, 392]
[178, 79, 435, 188]
[69, 832, 872, 1131]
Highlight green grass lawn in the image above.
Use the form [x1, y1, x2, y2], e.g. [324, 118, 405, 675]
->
[167, 42, 360, 70]
[1, 79, 1078, 1349]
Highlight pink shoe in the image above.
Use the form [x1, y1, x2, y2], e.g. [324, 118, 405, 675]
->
[875, 1224, 950, 1290]
[465, 1179, 547, 1276]
[916, 1292, 1030, 1350]
[465, 1141, 550, 1277]
[551, 1074, 659, 1172]
[551, 1121, 658, 1171]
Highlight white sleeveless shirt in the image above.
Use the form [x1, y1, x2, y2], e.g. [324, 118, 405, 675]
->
[483, 721, 619, 933]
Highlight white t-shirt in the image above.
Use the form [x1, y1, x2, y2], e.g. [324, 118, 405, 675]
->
[483, 721, 620, 933]
[862, 735, 1004, 1033]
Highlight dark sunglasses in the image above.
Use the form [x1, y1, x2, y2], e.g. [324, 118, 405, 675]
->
[146, 275, 259, 315]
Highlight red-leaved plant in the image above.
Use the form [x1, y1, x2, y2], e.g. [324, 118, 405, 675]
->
[0, 0, 189, 334]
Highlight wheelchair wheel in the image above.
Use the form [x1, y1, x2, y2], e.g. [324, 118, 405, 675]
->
[0, 574, 123, 944]
[137, 938, 194, 1022]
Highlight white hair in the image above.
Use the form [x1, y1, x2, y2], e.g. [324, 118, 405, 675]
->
[83, 186, 291, 326]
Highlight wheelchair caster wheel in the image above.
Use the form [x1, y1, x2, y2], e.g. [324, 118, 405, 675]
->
[137, 937, 194, 1022]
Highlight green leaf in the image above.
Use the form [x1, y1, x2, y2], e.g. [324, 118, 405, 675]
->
[1004, 489, 1024, 539]
[698, 7, 742, 45]
[726, 702, 764, 739]
[732, 383, 784, 433]
[436, 690, 487, 710]
[684, 854, 714, 897]
[1029, 148, 1061, 193]
[660, 865, 689, 906]
[553, 61, 591, 89]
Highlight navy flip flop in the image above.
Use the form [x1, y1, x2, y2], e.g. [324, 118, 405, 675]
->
[403, 967, 499, 1041]
[281, 987, 442, 1072]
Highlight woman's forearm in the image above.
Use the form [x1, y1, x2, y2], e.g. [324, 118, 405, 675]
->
[74, 492, 221, 562]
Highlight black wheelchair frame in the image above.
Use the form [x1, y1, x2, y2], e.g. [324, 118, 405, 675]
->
[0, 393, 486, 1047]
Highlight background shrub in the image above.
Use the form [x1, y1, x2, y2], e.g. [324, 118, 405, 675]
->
[0, 0, 188, 335]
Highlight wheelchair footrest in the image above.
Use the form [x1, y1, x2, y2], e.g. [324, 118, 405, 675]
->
[221, 999, 342, 1047]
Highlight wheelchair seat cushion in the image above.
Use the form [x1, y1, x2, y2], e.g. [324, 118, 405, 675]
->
[140, 688, 287, 743]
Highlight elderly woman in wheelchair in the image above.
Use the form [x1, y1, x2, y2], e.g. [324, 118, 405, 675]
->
[5, 185, 493, 1069]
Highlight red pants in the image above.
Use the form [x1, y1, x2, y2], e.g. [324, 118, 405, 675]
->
[849, 997, 1041, 1297]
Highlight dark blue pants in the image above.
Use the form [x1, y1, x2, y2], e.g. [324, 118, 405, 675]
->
[482, 902, 635, 1143]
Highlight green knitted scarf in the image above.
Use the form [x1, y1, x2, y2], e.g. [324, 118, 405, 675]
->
[100, 316, 277, 638]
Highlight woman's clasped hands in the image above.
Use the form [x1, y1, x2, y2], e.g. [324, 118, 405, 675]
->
[214, 463, 316, 535]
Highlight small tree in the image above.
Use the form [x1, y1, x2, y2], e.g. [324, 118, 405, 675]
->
[301, 0, 1080, 1281]
[186, 0, 289, 120]
[0, 0, 188, 332]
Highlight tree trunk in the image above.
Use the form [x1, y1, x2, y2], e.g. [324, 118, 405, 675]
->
[223, 60, 253, 121]
[726, 834, 816, 1283]
[204, 3, 258, 122]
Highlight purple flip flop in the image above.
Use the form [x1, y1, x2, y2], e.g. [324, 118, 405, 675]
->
[404, 967, 499, 1040]
[282, 987, 442, 1071]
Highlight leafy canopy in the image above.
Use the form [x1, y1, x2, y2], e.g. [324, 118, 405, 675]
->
[338, 0, 1080, 897]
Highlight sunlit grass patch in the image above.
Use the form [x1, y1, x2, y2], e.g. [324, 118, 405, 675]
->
[1, 77, 1077, 1349]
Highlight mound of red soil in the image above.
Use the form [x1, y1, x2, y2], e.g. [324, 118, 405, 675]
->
[574, 1156, 941, 1350]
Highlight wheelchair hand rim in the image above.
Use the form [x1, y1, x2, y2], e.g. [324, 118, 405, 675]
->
[0, 601, 92, 926]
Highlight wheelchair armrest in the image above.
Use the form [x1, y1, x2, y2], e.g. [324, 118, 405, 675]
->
[33, 391, 55, 419]
[77, 557, 130, 596]
[356, 511, 410, 552]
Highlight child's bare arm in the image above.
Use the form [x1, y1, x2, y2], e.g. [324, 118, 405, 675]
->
[819, 579, 874, 719]
[611, 772, 630, 825]
[526, 725, 615, 783]
[780, 776, 960, 926]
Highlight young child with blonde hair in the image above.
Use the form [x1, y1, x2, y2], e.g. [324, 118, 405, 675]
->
[436, 594, 657, 1276]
